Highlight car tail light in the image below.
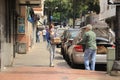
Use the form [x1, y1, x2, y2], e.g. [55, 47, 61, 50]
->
[112, 45, 115, 48]
[74, 45, 83, 52]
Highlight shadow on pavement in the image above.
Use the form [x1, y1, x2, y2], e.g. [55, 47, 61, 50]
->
[55, 56, 63, 60]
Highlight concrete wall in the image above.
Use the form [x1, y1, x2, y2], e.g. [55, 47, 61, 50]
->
[0, 0, 14, 70]
[0, 0, 6, 70]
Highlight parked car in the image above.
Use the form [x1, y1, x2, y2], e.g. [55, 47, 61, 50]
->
[61, 28, 80, 59]
[56, 28, 66, 48]
[67, 27, 115, 67]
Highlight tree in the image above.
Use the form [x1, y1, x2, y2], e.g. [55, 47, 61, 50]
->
[44, 0, 100, 24]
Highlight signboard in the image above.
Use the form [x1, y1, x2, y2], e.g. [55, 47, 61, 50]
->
[17, 17, 25, 34]
[108, 0, 120, 5]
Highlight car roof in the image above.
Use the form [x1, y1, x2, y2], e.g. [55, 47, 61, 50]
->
[67, 28, 80, 31]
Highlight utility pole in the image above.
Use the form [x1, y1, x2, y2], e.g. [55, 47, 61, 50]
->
[73, 0, 76, 28]
[115, 6, 120, 61]
[108, 0, 120, 75]
[60, 0, 62, 28]
[110, 5, 120, 76]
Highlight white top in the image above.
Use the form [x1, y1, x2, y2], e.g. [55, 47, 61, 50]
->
[37, 31, 41, 36]
[42, 29, 46, 35]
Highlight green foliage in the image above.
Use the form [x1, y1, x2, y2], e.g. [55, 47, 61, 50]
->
[44, 0, 100, 23]
[52, 12, 60, 21]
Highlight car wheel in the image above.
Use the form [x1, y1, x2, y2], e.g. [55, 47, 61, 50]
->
[61, 47, 66, 59]
[61, 47, 64, 55]
[66, 54, 70, 63]
[70, 54, 76, 68]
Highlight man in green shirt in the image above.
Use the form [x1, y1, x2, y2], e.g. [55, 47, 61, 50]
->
[78, 24, 97, 70]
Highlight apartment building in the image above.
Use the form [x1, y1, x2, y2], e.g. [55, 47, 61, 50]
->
[99, 0, 116, 30]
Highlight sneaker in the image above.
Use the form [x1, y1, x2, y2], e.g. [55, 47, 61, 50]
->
[50, 63, 54, 67]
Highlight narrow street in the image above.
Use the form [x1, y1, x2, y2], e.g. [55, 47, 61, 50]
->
[0, 37, 119, 80]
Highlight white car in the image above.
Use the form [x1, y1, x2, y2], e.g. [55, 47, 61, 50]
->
[67, 27, 115, 68]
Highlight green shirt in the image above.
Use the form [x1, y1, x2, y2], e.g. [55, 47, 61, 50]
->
[80, 30, 97, 50]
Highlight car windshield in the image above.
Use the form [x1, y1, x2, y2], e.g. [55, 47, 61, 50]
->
[69, 30, 79, 38]
[57, 28, 66, 37]
[57, 29, 65, 35]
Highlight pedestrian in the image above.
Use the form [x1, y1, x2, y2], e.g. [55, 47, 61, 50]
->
[78, 24, 97, 70]
[49, 23, 56, 67]
[42, 28, 46, 41]
[36, 29, 41, 43]
[46, 28, 50, 49]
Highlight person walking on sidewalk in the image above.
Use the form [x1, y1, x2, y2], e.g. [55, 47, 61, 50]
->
[42, 28, 46, 41]
[36, 29, 41, 43]
[49, 23, 56, 67]
[46, 28, 51, 49]
[78, 24, 97, 70]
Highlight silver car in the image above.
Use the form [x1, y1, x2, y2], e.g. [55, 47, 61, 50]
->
[56, 28, 66, 48]
[67, 27, 115, 67]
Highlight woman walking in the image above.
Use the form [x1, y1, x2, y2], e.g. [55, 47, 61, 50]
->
[49, 23, 56, 67]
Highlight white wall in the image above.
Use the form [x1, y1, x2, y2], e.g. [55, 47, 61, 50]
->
[99, 0, 116, 20]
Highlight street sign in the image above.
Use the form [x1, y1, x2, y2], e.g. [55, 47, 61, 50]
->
[108, 0, 120, 5]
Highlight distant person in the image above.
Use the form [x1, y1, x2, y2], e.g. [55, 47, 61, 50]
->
[78, 24, 97, 70]
[46, 28, 51, 49]
[63, 22, 66, 27]
[42, 28, 46, 41]
[36, 29, 41, 43]
[49, 23, 56, 67]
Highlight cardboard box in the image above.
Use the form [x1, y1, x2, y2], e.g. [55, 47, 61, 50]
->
[51, 37, 61, 44]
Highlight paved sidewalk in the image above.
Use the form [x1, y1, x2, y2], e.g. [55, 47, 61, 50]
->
[0, 38, 120, 80]
[13, 40, 69, 68]
[1, 66, 120, 80]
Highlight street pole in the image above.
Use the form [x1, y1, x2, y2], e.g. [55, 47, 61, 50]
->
[115, 6, 120, 60]
[111, 5, 120, 75]
[107, 0, 120, 75]
[48, 0, 52, 27]
[73, 0, 76, 28]
[60, 0, 62, 28]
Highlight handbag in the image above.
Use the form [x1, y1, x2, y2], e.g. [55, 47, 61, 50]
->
[112, 60, 120, 71]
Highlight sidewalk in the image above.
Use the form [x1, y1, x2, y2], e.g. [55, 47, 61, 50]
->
[0, 37, 120, 80]
[13, 39, 69, 68]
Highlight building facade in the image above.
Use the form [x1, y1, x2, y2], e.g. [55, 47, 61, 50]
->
[0, 0, 44, 71]
[99, 0, 116, 30]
